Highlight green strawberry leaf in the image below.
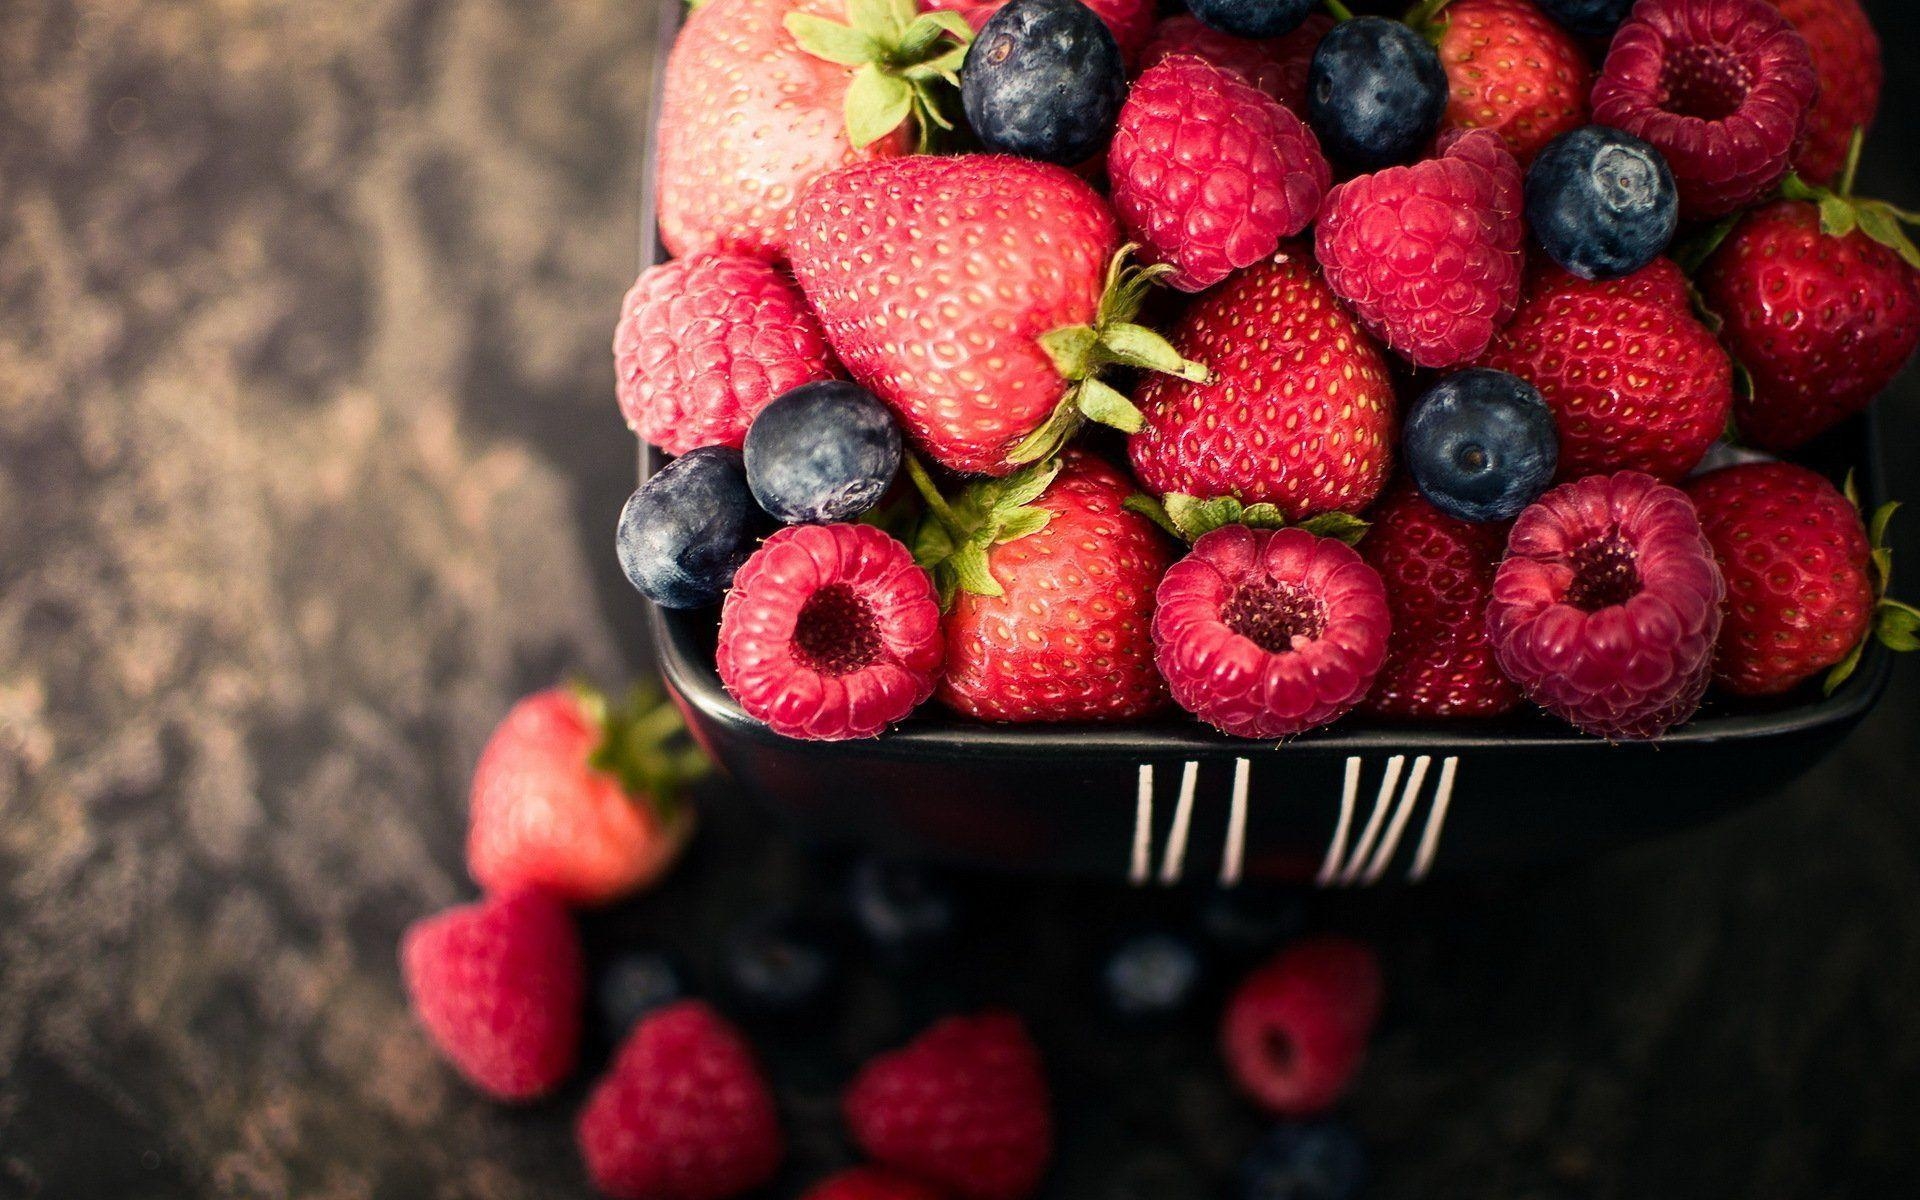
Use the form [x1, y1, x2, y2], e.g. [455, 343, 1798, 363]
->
[1075, 379, 1145, 433]
[789, 0, 972, 151]
[1123, 495, 1183, 538]
[1869, 500, 1900, 553]
[1855, 201, 1920, 271]
[1124, 493, 1370, 544]
[1817, 194, 1859, 239]
[1100, 322, 1209, 381]
[579, 680, 710, 823]
[785, 13, 883, 65]
[1039, 326, 1099, 380]
[1878, 601, 1920, 653]
[1297, 511, 1372, 547]
[906, 454, 1061, 607]
[1823, 640, 1866, 695]
[845, 66, 914, 149]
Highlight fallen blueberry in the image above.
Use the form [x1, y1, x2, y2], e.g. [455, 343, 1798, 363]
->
[1103, 931, 1204, 1019]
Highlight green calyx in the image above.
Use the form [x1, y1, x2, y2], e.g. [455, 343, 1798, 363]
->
[786, 0, 974, 152]
[1124, 493, 1371, 546]
[1781, 129, 1920, 271]
[575, 681, 710, 827]
[1402, 0, 1455, 39]
[1006, 247, 1211, 467]
[1825, 476, 1918, 694]
[1323, 0, 1358, 20]
[905, 452, 1060, 608]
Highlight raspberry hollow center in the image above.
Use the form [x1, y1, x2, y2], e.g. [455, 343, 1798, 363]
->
[1223, 582, 1327, 653]
[1565, 530, 1642, 612]
[792, 584, 883, 676]
[1660, 44, 1752, 122]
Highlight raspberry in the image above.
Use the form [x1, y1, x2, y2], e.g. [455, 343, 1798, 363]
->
[1589, 0, 1817, 220]
[1315, 129, 1526, 369]
[1152, 526, 1391, 739]
[399, 890, 583, 1102]
[1108, 55, 1330, 292]
[577, 1001, 785, 1200]
[844, 1011, 1053, 1200]
[1220, 937, 1383, 1117]
[1136, 13, 1333, 117]
[717, 524, 945, 740]
[800, 1167, 947, 1200]
[1487, 471, 1725, 740]
[1359, 482, 1521, 720]
[1684, 462, 1876, 696]
[614, 254, 839, 455]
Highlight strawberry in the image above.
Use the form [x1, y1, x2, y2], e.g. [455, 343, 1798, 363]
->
[1128, 250, 1397, 520]
[909, 450, 1173, 722]
[1422, 0, 1592, 166]
[789, 154, 1205, 476]
[1135, 13, 1333, 117]
[1684, 463, 1916, 696]
[1358, 481, 1520, 719]
[400, 890, 583, 1102]
[1766, 0, 1882, 186]
[656, 0, 972, 261]
[577, 1001, 785, 1200]
[467, 686, 702, 908]
[1698, 172, 1920, 454]
[844, 1011, 1052, 1200]
[1480, 258, 1731, 482]
[929, 0, 1155, 66]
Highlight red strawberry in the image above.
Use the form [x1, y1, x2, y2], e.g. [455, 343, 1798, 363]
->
[1129, 251, 1398, 520]
[1315, 128, 1527, 369]
[1766, 0, 1882, 186]
[930, 0, 1155, 66]
[1427, 0, 1592, 166]
[800, 1168, 947, 1200]
[1359, 481, 1521, 719]
[1135, 13, 1333, 117]
[467, 687, 699, 907]
[913, 450, 1174, 723]
[844, 1012, 1053, 1200]
[578, 1001, 785, 1200]
[656, 0, 970, 261]
[1480, 258, 1732, 482]
[1108, 54, 1330, 292]
[1685, 462, 1915, 695]
[1698, 196, 1920, 454]
[400, 890, 583, 1102]
[1589, 0, 1816, 220]
[789, 154, 1204, 476]
[614, 254, 839, 455]
[1220, 937, 1383, 1117]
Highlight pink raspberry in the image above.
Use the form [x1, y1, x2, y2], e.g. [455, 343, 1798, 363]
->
[1220, 937, 1383, 1117]
[717, 523, 944, 740]
[1590, 0, 1817, 220]
[1153, 526, 1391, 739]
[1486, 471, 1726, 741]
[1135, 13, 1333, 117]
[1314, 129, 1525, 369]
[1109, 55, 1330, 293]
[614, 254, 839, 455]
[400, 889, 583, 1102]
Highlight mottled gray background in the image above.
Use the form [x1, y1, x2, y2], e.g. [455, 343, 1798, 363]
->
[1, 1, 1918, 1197]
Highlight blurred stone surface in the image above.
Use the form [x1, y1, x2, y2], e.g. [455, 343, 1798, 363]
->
[0, 1, 1916, 1197]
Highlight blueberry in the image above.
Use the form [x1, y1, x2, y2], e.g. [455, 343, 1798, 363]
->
[744, 381, 902, 525]
[720, 912, 839, 1015]
[847, 858, 959, 956]
[596, 951, 685, 1036]
[1102, 931, 1204, 1019]
[1527, 126, 1678, 281]
[1307, 17, 1447, 170]
[616, 446, 762, 609]
[961, 0, 1126, 165]
[1187, 0, 1318, 40]
[1237, 1122, 1366, 1200]
[1534, 0, 1634, 38]
[1403, 369, 1558, 523]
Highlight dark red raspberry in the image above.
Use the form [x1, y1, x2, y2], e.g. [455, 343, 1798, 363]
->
[1315, 129, 1526, 369]
[717, 524, 944, 741]
[577, 1001, 784, 1200]
[1108, 55, 1330, 292]
[1359, 482, 1521, 719]
[1590, 0, 1817, 220]
[1153, 526, 1391, 739]
[1487, 471, 1725, 740]
[614, 254, 839, 455]
[845, 1011, 1053, 1200]
[1135, 13, 1333, 117]
[399, 889, 583, 1102]
[800, 1167, 947, 1200]
[1220, 937, 1383, 1117]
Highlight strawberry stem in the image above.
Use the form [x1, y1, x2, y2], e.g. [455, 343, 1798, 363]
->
[580, 681, 709, 824]
[1838, 127, 1866, 200]
[1324, 0, 1356, 20]
[902, 450, 964, 537]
